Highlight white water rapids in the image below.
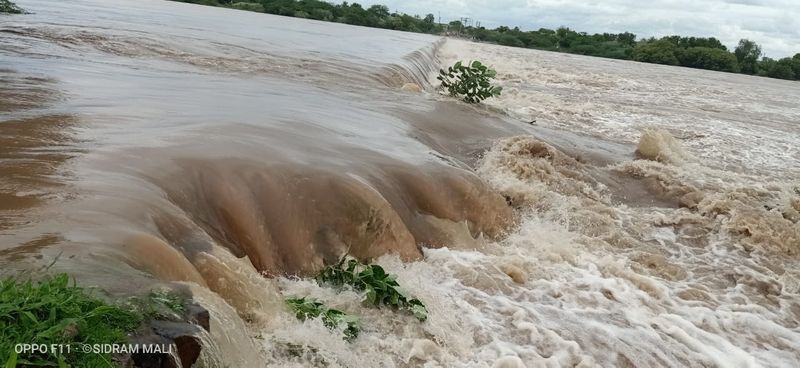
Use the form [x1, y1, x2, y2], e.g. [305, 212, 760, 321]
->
[1, 1, 798, 367]
[261, 41, 800, 368]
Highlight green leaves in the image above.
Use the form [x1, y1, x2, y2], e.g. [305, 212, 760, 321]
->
[286, 258, 428, 343]
[409, 300, 428, 322]
[317, 258, 428, 322]
[0, 274, 144, 367]
[0, 0, 24, 14]
[147, 289, 187, 316]
[4, 351, 16, 368]
[285, 297, 360, 341]
[437, 60, 503, 103]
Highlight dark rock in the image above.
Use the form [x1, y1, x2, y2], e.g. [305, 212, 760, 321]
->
[130, 320, 205, 368]
[129, 332, 172, 368]
[186, 303, 210, 332]
[122, 299, 210, 368]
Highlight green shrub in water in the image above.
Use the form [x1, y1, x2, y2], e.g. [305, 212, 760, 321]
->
[285, 297, 359, 341]
[284, 259, 427, 343]
[437, 60, 502, 103]
[0, 0, 24, 14]
[317, 258, 428, 322]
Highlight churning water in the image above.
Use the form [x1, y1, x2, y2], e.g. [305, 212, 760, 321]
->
[2, 1, 799, 367]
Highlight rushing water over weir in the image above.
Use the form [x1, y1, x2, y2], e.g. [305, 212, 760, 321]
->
[2, 0, 800, 367]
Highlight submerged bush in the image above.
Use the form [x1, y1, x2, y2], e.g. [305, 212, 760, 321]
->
[285, 297, 359, 341]
[437, 60, 502, 104]
[0, 274, 144, 367]
[0, 0, 24, 14]
[318, 258, 428, 322]
[284, 258, 426, 343]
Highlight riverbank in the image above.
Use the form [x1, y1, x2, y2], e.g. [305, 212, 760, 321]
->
[0, 274, 210, 367]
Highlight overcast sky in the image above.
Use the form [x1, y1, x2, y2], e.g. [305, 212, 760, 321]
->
[357, 0, 800, 58]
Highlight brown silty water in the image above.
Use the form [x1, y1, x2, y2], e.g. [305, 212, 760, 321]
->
[2, 0, 799, 367]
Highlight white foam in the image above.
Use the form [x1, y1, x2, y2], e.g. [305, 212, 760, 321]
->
[435, 39, 800, 181]
[250, 39, 800, 367]
[257, 208, 799, 366]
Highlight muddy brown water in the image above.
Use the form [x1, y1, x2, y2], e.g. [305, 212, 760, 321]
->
[2, 1, 799, 367]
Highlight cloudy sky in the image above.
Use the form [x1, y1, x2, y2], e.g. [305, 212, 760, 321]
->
[357, 0, 800, 58]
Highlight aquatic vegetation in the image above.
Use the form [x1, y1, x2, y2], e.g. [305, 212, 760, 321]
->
[317, 258, 428, 322]
[283, 259, 427, 342]
[0, 274, 143, 367]
[437, 60, 503, 104]
[0, 0, 24, 14]
[127, 289, 189, 321]
[285, 297, 360, 341]
[148, 289, 187, 314]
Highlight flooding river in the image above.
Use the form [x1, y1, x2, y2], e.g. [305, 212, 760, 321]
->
[2, 0, 799, 367]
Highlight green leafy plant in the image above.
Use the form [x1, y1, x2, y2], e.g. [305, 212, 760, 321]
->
[285, 297, 359, 341]
[437, 60, 503, 103]
[0, 0, 24, 14]
[0, 274, 144, 367]
[125, 289, 188, 321]
[317, 258, 427, 322]
[149, 289, 186, 314]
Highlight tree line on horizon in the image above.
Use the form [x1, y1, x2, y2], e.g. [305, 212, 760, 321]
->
[174, 0, 800, 81]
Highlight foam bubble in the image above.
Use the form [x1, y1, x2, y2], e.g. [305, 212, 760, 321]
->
[636, 129, 692, 165]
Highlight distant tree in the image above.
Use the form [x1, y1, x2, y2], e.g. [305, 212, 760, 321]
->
[310, 8, 333, 20]
[766, 57, 796, 80]
[366, 4, 389, 18]
[792, 53, 800, 80]
[555, 27, 575, 49]
[663, 36, 726, 51]
[527, 32, 557, 49]
[694, 37, 726, 50]
[569, 44, 599, 56]
[757, 57, 776, 77]
[734, 39, 762, 75]
[448, 20, 463, 34]
[676, 47, 739, 72]
[260, 0, 298, 16]
[339, 2, 368, 25]
[497, 34, 524, 47]
[632, 39, 679, 65]
[616, 32, 636, 46]
[423, 13, 434, 24]
[396, 14, 421, 32]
